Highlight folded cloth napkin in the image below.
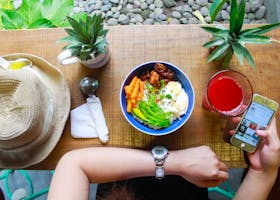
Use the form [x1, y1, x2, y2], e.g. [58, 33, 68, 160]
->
[71, 96, 109, 143]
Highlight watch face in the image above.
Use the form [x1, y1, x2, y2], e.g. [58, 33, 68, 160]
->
[152, 146, 168, 159]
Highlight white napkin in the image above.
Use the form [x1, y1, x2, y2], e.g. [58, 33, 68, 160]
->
[70, 96, 109, 143]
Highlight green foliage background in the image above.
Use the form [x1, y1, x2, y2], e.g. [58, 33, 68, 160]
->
[0, 0, 74, 29]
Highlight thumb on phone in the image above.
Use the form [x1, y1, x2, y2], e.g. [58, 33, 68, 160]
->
[256, 118, 277, 146]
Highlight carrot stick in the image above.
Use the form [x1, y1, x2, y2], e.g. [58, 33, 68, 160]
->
[131, 78, 140, 100]
[137, 81, 145, 101]
[124, 86, 131, 97]
[127, 98, 132, 113]
[125, 76, 138, 97]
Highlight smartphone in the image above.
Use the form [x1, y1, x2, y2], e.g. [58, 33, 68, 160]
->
[230, 93, 279, 152]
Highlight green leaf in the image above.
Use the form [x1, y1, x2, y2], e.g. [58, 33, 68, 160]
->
[207, 43, 230, 63]
[231, 42, 244, 66]
[90, 14, 103, 42]
[203, 38, 225, 48]
[98, 29, 109, 38]
[234, 0, 245, 34]
[41, 0, 74, 27]
[94, 37, 108, 54]
[29, 18, 55, 29]
[238, 35, 271, 44]
[17, 0, 43, 26]
[201, 26, 223, 34]
[64, 28, 89, 44]
[69, 46, 83, 58]
[60, 39, 84, 48]
[222, 47, 234, 67]
[239, 44, 256, 68]
[67, 16, 91, 42]
[0, 9, 27, 29]
[209, 0, 227, 23]
[201, 26, 229, 37]
[229, 0, 238, 34]
[240, 28, 262, 36]
[240, 22, 280, 35]
[58, 36, 80, 43]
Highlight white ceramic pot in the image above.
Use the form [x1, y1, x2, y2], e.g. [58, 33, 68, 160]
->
[81, 47, 110, 69]
[57, 46, 110, 69]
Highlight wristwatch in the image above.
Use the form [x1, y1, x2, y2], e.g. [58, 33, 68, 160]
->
[151, 146, 169, 179]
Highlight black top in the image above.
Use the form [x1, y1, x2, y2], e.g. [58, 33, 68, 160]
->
[96, 175, 208, 200]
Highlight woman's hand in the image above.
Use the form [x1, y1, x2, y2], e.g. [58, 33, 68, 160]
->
[248, 118, 280, 173]
[167, 146, 229, 188]
[222, 117, 280, 173]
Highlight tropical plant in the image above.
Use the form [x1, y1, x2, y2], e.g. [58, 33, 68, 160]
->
[0, 0, 74, 29]
[201, 0, 280, 68]
[59, 14, 109, 61]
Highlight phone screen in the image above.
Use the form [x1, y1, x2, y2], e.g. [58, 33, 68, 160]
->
[233, 101, 275, 146]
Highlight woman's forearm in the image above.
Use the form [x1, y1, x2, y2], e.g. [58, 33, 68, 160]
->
[234, 168, 278, 200]
[48, 147, 160, 200]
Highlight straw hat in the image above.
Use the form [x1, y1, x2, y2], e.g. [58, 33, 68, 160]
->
[0, 53, 70, 168]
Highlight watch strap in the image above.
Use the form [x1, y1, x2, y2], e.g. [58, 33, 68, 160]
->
[155, 166, 165, 179]
[151, 146, 168, 179]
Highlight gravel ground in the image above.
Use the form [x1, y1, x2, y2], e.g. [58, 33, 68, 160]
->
[73, 0, 267, 25]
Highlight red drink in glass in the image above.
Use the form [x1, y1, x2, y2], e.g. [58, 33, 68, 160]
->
[203, 70, 253, 117]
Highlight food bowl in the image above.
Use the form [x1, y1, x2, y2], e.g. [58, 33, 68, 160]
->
[120, 61, 195, 136]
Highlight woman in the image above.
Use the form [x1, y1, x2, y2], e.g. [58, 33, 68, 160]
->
[48, 118, 280, 200]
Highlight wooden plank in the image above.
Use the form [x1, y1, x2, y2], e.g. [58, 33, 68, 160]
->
[0, 25, 279, 169]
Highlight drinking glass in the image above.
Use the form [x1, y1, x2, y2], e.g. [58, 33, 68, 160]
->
[203, 70, 253, 117]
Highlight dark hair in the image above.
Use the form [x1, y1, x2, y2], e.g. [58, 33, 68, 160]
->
[96, 182, 136, 200]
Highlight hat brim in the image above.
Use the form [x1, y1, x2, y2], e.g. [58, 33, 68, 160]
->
[0, 53, 70, 168]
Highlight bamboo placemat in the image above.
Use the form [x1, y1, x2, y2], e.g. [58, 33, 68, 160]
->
[0, 25, 279, 169]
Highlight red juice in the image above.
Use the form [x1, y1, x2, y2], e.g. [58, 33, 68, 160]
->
[208, 76, 243, 112]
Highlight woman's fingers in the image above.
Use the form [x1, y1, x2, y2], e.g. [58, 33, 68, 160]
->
[232, 116, 242, 124]
[200, 177, 228, 188]
[219, 161, 229, 172]
[229, 129, 235, 136]
[222, 118, 240, 142]
[217, 170, 229, 181]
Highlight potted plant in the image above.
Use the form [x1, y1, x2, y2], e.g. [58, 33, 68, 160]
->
[57, 13, 110, 68]
[201, 0, 280, 68]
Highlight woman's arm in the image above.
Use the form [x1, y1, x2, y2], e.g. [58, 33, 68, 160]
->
[48, 146, 228, 200]
[234, 168, 278, 200]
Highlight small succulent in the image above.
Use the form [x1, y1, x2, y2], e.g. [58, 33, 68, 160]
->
[201, 0, 280, 68]
[59, 13, 108, 61]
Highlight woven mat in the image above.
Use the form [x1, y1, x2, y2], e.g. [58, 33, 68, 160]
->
[1, 25, 280, 169]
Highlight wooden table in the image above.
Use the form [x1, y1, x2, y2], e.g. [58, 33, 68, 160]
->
[0, 25, 279, 169]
